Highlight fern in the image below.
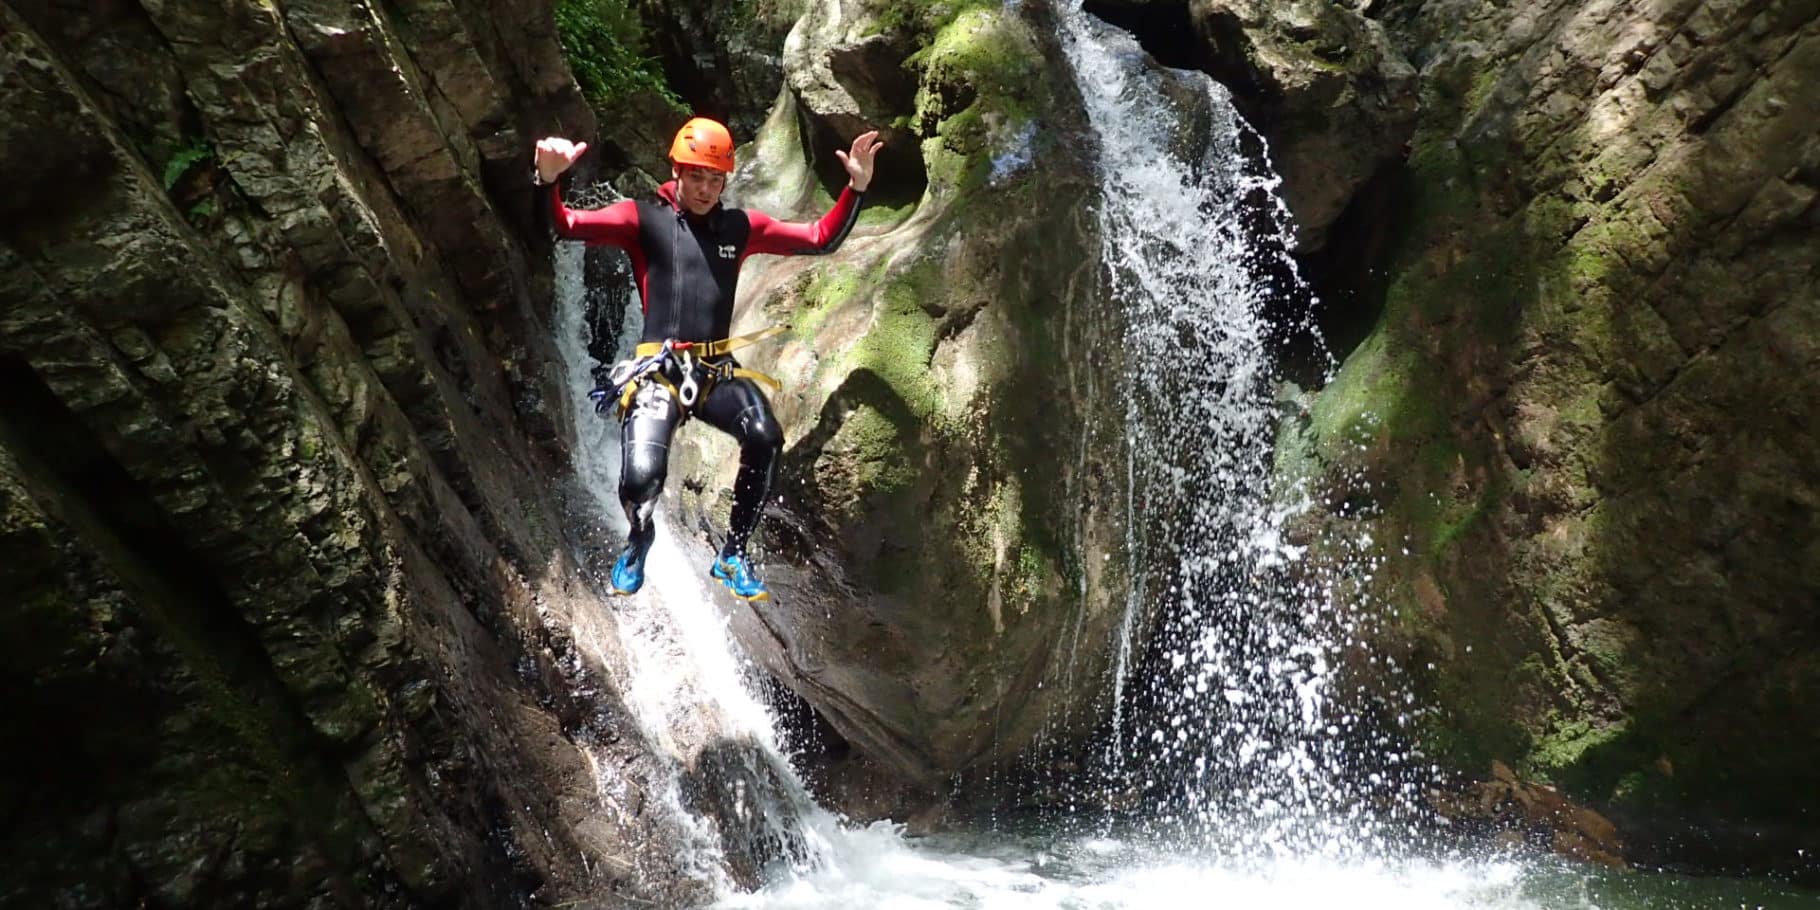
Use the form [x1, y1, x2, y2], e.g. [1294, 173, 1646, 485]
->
[161, 139, 211, 191]
[553, 0, 681, 108]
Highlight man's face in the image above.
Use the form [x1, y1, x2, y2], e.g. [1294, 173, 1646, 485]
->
[674, 165, 727, 215]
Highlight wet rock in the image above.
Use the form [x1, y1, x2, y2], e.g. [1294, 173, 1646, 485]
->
[1285, 0, 1820, 875]
[671, 0, 1131, 789]
[1429, 762, 1627, 868]
[0, 0, 692, 904]
[1085, 0, 1418, 251]
[636, 0, 797, 141]
[781, 1, 924, 197]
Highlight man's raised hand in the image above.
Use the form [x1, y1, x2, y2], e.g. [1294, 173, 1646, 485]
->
[835, 130, 884, 192]
[535, 137, 590, 184]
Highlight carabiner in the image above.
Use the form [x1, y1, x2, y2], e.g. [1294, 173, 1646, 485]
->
[676, 349, 700, 408]
[606, 358, 639, 389]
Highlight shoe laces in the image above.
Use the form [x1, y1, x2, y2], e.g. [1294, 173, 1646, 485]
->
[720, 554, 759, 583]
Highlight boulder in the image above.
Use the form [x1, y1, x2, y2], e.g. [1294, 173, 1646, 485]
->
[670, 0, 1132, 790]
[0, 0, 702, 904]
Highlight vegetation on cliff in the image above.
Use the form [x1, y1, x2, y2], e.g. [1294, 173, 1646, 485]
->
[553, 0, 677, 107]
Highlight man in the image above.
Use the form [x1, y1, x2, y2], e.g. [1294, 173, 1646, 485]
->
[534, 117, 882, 601]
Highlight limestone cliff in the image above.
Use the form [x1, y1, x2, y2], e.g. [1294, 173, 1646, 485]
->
[0, 0, 709, 905]
[1276, 0, 1820, 867]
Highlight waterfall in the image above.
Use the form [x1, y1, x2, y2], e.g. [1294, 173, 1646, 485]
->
[1058, 4, 1414, 856]
[551, 205, 841, 896]
[528, 4, 1514, 901]
[516, 7, 1729, 903]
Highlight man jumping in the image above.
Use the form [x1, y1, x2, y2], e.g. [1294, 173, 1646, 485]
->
[534, 117, 882, 601]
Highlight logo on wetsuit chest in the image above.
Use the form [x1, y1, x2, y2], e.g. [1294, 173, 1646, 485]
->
[717, 244, 737, 259]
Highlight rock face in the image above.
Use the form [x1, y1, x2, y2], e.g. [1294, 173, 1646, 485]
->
[636, 0, 801, 140]
[1280, 0, 1820, 864]
[665, 0, 1134, 789]
[0, 0, 710, 905]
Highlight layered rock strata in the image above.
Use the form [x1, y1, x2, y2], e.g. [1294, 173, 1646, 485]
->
[1, 0, 708, 905]
[1281, 0, 1820, 868]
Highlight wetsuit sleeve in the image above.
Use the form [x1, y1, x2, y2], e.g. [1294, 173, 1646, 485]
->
[744, 186, 864, 257]
[549, 184, 639, 248]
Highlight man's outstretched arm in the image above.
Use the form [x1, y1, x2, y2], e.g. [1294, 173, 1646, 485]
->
[534, 136, 639, 248]
[744, 188, 864, 257]
[744, 130, 883, 258]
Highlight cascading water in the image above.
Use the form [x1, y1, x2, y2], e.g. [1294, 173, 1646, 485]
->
[1056, 3, 1415, 855]
[538, 12, 1808, 905]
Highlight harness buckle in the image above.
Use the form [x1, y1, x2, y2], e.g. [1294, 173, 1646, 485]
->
[676, 349, 701, 408]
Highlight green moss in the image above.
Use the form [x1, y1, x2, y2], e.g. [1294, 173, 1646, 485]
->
[922, 136, 971, 190]
[1305, 317, 1449, 461]
[161, 137, 211, 192]
[857, 198, 918, 228]
[842, 404, 918, 495]
[911, 7, 1047, 193]
[1429, 485, 1493, 553]
[863, 0, 986, 39]
[1012, 540, 1061, 606]
[1522, 715, 1674, 808]
[922, 8, 1039, 100]
[1306, 328, 1394, 450]
[1530, 717, 1625, 774]
[553, 0, 679, 108]
[295, 427, 322, 462]
[795, 263, 861, 339]
[843, 259, 945, 424]
[1464, 67, 1501, 116]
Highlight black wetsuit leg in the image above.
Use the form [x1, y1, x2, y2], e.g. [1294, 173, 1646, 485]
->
[694, 372, 783, 559]
[619, 381, 682, 560]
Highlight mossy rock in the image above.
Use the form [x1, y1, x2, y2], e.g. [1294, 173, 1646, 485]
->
[673, 0, 1120, 783]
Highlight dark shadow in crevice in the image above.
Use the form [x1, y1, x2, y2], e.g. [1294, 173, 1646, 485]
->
[1296, 158, 1406, 366]
[1084, 0, 1276, 111]
[754, 670, 854, 794]
[795, 61, 929, 211]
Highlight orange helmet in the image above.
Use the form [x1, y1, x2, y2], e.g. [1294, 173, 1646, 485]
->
[669, 117, 735, 173]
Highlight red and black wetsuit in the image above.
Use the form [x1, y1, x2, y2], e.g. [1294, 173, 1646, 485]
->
[551, 180, 862, 342]
[548, 179, 864, 563]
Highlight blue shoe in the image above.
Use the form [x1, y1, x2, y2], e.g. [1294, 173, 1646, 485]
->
[710, 554, 769, 601]
[609, 547, 647, 595]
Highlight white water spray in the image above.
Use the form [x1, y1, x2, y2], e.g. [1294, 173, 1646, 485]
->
[526, 12, 1707, 902]
[1057, 1, 1409, 856]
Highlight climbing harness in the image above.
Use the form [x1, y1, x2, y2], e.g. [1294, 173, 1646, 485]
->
[589, 326, 787, 418]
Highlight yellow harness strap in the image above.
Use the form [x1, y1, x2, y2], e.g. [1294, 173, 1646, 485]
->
[618, 373, 679, 412]
[632, 325, 788, 360]
[620, 327, 786, 414]
[730, 367, 782, 392]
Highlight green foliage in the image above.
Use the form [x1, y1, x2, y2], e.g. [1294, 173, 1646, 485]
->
[161, 138, 211, 191]
[553, 0, 678, 107]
